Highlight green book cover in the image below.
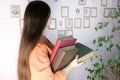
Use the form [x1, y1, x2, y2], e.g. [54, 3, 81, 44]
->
[75, 42, 94, 63]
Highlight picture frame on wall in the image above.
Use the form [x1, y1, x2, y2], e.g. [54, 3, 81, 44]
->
[74, 18, 81, 29]
[58, 30, 66, 38]
[91, 7, 97, 18]
[19, 19, 24, 31]
[101, 0, 107, 6]
[79, 0, 86, 5]
[49, 18, 57, 30]
[118, 0, 120, 7]
[83, 7, 90, 17]
[83, 18, 90, 28]
[76, 8, 80, 15]
[66, 30, 73, 36]
[104, 8, 110, 18]
[10, 5, 20, 18]
[59, 20, 63, 27]
[61, 6, 69, 17]
[65, 18, 73, 29]
[110, 8, 117, 18]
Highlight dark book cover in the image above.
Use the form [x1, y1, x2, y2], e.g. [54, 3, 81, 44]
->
[51, 45, 79, 72]
[75, 42, 94, 63]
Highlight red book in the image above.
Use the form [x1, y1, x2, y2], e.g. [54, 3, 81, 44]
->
[50, 35, 77, 63]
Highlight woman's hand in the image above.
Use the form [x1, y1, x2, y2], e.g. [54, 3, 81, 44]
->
[62, 55, 84, 75]
[69, 55, 84, 68]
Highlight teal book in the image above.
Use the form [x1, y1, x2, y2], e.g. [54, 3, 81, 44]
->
[75, 42, 94, 63]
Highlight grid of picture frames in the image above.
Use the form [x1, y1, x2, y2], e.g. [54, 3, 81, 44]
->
[48, 0, 117, 38]
[10, 4, 22, 33]
[9, 0, 118, 37]
[83, 7, 98, 18]
[104, 8, 117, 18]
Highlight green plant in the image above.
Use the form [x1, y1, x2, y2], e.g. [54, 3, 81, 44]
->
[85, 8, 120, 80]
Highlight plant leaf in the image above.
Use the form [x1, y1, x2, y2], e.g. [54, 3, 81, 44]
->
[109, 44, 113, 48]
[118, 20, 120, 24]
[117, 26, 120, 31]
[104, 22, 109, 27]
[95, 27, 98, 31]
[117, 49, 120, 59]
[91, 57, 93, 62]
[93, 40, 96, 44]
[112, 27, 116, 33]
[108, 59, 114, 66]
[110, 35, 113, 39]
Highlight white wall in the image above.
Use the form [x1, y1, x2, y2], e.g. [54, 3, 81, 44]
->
[0, 0, 27, 80]
[0, 0, 118, 80]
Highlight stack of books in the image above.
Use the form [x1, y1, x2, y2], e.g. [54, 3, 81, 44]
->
[50, 35, 94, 72]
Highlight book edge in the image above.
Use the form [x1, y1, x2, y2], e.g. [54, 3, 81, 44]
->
[77, 51, 94, 63]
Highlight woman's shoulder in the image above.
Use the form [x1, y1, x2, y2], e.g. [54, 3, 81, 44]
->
[39, 35, 54, 50]
[29, 43, 49, 62]
[33, 43, 48, 54]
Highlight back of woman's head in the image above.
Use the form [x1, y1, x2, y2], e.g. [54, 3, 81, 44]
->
[23, 0, 51, 43]
[18, 1, 51, 80]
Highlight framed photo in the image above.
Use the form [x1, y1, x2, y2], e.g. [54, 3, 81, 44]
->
[83, 7, 90, 17]
[110, 8, 117, 18]
[19, 19, 24, 31]
[76, 8, 80, 15]
[66, 30, 73, 36]
[58, 30, 66, 38]
[10, 5, 20, 18]
[101, 0, 107, 6]
[83, 18, 90, 28]
[61, 6, 69, 17]
[104, 8, 110, 18]
[91, 7, 97, 18]
[59, 20, 63, 27]
[74, 18, 81, 28]
[65, 18, 73, 29]
[49, 18, 56, 30]
[79, 0, 86, 5]
[118, 0, 120, 7]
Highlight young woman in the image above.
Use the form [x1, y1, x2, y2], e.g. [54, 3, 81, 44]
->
[18, 1, 83, 80]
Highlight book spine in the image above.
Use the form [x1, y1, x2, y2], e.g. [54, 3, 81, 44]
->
[50, 39, 61, 63]
[60, 39, 77, 47]
[77, 51, 94, 63]
[52, 50, 65, 72]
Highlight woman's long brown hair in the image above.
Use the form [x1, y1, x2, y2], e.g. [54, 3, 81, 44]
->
[18, 1, 51, 80]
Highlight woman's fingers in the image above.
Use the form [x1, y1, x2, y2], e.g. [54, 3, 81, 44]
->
[70, 55, 84, 68]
